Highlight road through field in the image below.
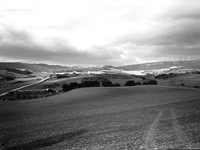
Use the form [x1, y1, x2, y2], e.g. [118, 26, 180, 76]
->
[0, 77, 50, 97]
[1, 86, 200, 149]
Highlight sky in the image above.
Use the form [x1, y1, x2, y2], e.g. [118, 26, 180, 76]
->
[0, 0, 200, 66]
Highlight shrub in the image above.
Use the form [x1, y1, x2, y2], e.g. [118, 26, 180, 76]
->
[113, 83, 120, 87]
[81, 81, 100, 87]
[101, 80, 113, 87]
[143, 82, 148, 85]
[136, 82, 142, 85]
[125, 80, 136, 86]
[147, 80, 158, 85]
[69, 82, 78, 89]
[56, 74, 69, 78]
[143, 80, 157, 85]
[62, 84, 71, 92]
[193, 85, 199, 88]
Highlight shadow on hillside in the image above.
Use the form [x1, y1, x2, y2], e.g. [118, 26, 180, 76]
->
[7, 129, 87, 150]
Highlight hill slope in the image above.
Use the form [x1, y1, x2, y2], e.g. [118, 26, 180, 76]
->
[0, 62, 70, 72]
[118, 60, 200, 71]
[1, 86, 200, 149]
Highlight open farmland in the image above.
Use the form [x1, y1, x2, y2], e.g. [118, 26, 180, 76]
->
[157, 74, 200, 87]
[1, 86, 200, 149]
[94, 74, 141, 86]
[0, 78, 39, 94]
[23, 76, 85, 91]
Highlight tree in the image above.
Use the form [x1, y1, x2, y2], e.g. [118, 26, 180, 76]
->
[101, 80, 113, 87]
[113, 83, 120, 87]
[81, 81, 100, 87]
[69, 82, 78, 89]
[136, 82, 142, 85]
[125, 80, 136, 86]
[193, 85, 199, 88]
[143, 80, 157, 85]
[147, 80, 158, 85]
[62, 83, 71, 92]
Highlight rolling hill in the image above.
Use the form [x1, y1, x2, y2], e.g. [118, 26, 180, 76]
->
[1, 59, 200, 74]
[118, 59, 200, 71]
[0, 62, 70, 73]
[1, 86, 200, 149]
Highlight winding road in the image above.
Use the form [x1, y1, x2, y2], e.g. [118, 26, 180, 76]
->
[0, 77, 49, 98]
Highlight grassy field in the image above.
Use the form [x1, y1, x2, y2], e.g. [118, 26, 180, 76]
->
[157, 74, 200, 87]
[0, 78, 38, 94]
[22, 74, 137, 91]
[1, 85, 200, 149]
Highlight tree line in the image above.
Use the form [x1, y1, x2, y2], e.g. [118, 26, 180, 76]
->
[62, 78, 157, 92]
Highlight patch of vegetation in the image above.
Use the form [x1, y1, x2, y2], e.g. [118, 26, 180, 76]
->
[193, 85, 200, 88]
[81, 81, 100, 87]
[42, 83, 61, 89]
[124, 80, 136, 86]
[56, 74, 69, 78]
[11, 81, 26, 85]
[81, 76, 108, 82]
[112, 83, 121, 87]
[143, 80, 158, 85]
[101, 80, 113, 87]
[5, 68, 32, 75]
[0, 74, 16, 81]
[155, 73, 177, 80]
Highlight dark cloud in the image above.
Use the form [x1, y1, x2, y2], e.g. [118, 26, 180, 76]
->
[0, 26, 32, 43]
[159, 2, 200, 21]
[153, 20, 200, 46]
[0, 27, 123, 65]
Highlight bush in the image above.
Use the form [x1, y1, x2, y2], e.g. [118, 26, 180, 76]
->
[46, 88, 56, 93]
[143, 82, 148, 85]
[147, 80, 158, 85]
[81, 81, 100, 87]
[69, 82, 78, 89]
[62, 84, 71, 92]
[56, 74, 69, 78]
[113, 83, 120, 87]
[2, 75, 16, 81]
[136, 82, 142, 85]
[143, 80, 157, 85]
[193, 85, 199, 88]
[125, 80, 136, 86]
[101, 80, 113, 87]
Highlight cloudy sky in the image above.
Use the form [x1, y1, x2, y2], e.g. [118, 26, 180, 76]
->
[0, 0, 200, 66]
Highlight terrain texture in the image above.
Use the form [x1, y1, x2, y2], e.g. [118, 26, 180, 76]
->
[1, 86, 200, 149]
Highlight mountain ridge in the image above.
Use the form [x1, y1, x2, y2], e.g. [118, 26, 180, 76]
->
[1, 60, 200, 73]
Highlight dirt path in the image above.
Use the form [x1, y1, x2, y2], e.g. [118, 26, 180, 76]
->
[141, 110, 164, 149]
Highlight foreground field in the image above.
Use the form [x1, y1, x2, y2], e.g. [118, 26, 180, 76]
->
[1, 86, 200, 149]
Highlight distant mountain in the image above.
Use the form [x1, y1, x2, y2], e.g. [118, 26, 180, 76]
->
[1, 60, 200, 74]
[117, 60, 200, 71]
[0, 62, 70, 72]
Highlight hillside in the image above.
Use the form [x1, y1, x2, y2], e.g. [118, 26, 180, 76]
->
[1, 86, 200, 149]
[118, 60, 200, 71]
[0, 62, 70, 73]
